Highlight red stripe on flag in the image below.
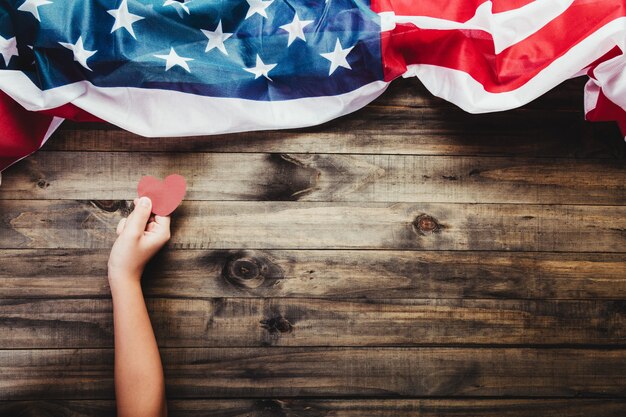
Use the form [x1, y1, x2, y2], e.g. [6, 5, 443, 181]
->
[373, 0, 488, 22]
[586, 46, 623, 78]
[38, 103, 103, 123]
[374, 0, 625, 90]
[0, 91, 55, 172]
[586, 90, 626, 137]
[491, 0, 536, 13]
[379, 26, 496, 82]
[373, 0, 538, 17]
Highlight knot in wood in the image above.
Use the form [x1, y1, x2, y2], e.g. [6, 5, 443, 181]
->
[91, 200, 127, 213]
[413, 214, 441, 235]
[224, 257, 268, 289]
[261, 316, 293, 334]
[36, 179, 50, 189]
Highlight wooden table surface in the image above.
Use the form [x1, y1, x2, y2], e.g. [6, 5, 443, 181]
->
[1, 78, 626, 416]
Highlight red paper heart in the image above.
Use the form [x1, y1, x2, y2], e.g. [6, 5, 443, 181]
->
[137, 174, 187, 216]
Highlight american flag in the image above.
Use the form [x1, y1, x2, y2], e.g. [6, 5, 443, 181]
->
[1, 0, 625, 172]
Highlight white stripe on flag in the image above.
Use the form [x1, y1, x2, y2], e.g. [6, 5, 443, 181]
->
[379, 0, 575, 53]
[592, 51, 626, 111]
[401, 17, 626, 113]
[0, 70, 389, 137]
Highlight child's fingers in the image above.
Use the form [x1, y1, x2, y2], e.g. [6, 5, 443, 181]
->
[152, 215, 171, 242]
[116, 218, 127, 235]
[154, 215, 171, 229]
[124, 197, 153, 237]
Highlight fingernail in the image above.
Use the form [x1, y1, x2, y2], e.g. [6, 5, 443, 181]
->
[139, 196, 151, 207]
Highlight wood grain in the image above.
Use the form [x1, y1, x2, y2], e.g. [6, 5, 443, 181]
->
[2, 200, 625, 251]
[2, 298, 626, 348]
[2, 249, 625, 299]
[2, 74, 626, 407]
[2, 399, 626, 417]
[44, 79, 625, 158]
[48, 118, 624, 157]
[2, 348, 626, 399]
[45, 110, 593, 155]
[4, 152, 626, 204]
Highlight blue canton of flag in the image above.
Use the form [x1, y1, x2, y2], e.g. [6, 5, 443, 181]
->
[5, 0, 383, 100]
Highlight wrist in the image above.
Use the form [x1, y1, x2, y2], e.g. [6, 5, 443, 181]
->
[108, 273, 142, 297]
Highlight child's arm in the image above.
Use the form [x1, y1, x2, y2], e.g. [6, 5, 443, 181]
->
[108, 196, 170, 417]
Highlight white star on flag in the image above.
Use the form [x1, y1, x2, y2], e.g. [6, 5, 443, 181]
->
[320, 39, 354, 75]
[164, 0, 191, 17]
[0, 35, 19, 67]
[279, 13, 314, 46]
[243, 54, 277, 81]
[201, 21, 233, 55]
[59, 36, 97, 71]
[245, 0, 274, 19]
[17, 0, 53, 22]
[154, 47, 193, 72]
[108, 0, 144, 40]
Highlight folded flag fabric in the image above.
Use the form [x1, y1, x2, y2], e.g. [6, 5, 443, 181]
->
[1, 0, 625, 172]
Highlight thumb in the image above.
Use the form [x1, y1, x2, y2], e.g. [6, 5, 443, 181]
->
[124, 196, 152, 236]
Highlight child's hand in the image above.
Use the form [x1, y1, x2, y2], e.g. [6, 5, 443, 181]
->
[108, 196, 171, 288]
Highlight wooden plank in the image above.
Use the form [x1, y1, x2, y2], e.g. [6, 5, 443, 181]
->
[47, 118, 624, 158]
[45, 79, 625, 158]
[2, 298, 626, 348]
[46, 110, 598, 156]
[2, 348, 626, 399]
[2, 399, 626, 417]
[2, 200, 625, 251]
[3, 249, 625, 300]
[3, 152, 626, 204]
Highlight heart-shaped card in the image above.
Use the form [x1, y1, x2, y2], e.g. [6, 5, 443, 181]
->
[137, 174, 187, 216]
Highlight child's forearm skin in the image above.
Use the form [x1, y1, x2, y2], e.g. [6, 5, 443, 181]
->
[108, 197, 170, 417]
[110, 275, 167, 417]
